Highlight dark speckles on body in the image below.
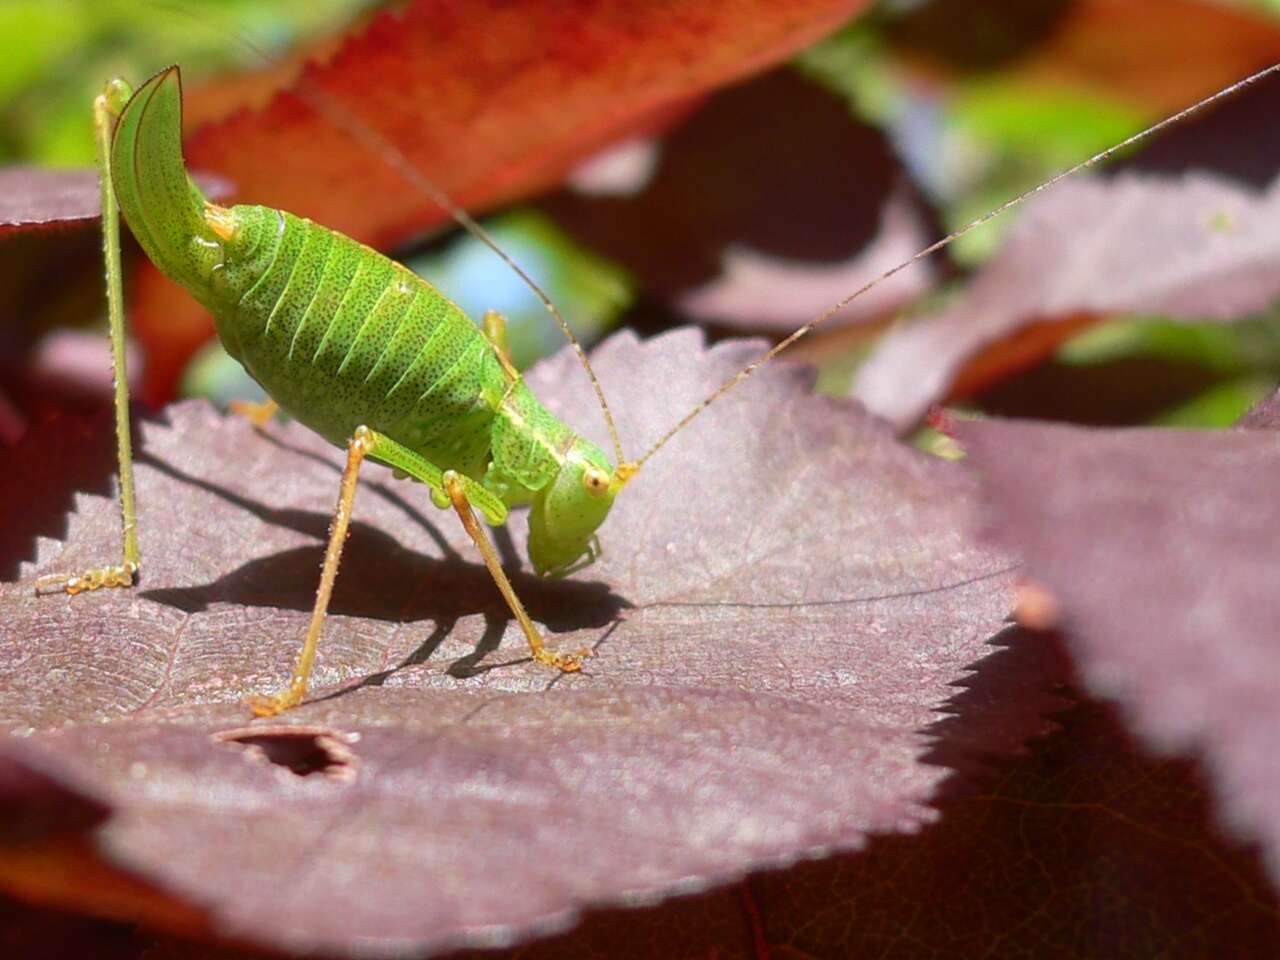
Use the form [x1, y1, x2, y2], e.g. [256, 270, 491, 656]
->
[287, 234, 359, 366]
[239, 210, 300, 326]
[312, 253, 396, 379]
[264, 221, 332, 360]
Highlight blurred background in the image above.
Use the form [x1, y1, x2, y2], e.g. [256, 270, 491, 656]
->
[2, 0, 1280, 448]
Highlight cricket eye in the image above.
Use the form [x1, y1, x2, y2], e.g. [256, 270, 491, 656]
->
[582, 466, 610, 498]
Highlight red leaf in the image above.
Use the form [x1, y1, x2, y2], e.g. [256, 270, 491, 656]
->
[185, 0, 869, 247]
[755, 698, 1280, 958]
[132, 0, 871, 402]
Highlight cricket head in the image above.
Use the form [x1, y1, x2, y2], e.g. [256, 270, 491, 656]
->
[527, 437, 637, 579]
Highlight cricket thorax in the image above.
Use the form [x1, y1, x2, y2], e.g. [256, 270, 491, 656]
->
[484, 381, 574, 502]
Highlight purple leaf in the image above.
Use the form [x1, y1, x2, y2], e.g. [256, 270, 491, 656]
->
[9, 696, 1278, 959]
[0, 169, 232, 236]
[0, 169, 102, 234]
[0, 413, 117, 581]
[0, 329, 1049, 955]
[1236, 385, 1280, 430]
[855, 173, 1280, 431]
[544, 70, 936, 333]
[959, 413, 1280, 886]
[0, 747, 109, 844]
[756, 698, 1280, 958]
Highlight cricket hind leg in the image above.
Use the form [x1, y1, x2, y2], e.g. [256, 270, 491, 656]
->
[248, 425, 377, 717]
[443, 470, 590, 673]
[35, 79, 140, 596]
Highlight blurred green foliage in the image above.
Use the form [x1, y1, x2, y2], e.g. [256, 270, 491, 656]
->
[799, 3, 1280, 427]
[403, 211, 631, 371]
[0, 0, 374, 166]
[802, 20, 1142, 262]
[1063, 313, 1280, 425]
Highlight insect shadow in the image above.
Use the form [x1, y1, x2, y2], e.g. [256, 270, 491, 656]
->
[135, 446, 628, 683]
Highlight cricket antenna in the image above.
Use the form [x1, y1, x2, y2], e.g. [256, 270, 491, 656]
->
[150, 1, 630, 470]
[631, 61, 1280, 470]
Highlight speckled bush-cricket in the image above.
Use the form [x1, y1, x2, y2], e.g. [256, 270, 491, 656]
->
[35, 62, 1280, 716]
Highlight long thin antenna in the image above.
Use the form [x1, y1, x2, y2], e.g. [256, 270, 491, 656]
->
[151, 2, 630, 468]
[631, 61, 1280, 469]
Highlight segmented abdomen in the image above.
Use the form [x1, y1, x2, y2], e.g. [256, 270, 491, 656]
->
[212, 206, 506, 478]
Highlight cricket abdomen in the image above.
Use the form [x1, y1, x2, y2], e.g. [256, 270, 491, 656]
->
[211, 205, 507, 480]
[107, 65, 576, 504]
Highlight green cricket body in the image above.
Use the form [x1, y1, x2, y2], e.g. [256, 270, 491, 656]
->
[110, 66, 619, 577]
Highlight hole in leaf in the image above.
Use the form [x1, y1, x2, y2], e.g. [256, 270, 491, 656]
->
[213, 725, 359, 781]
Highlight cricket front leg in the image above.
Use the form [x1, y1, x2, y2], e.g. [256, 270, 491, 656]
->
[443, 470, 590, 673]
[341, 429, 585, 672]
[36, 79, 139, 597]
[248, 426, 375, 717]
